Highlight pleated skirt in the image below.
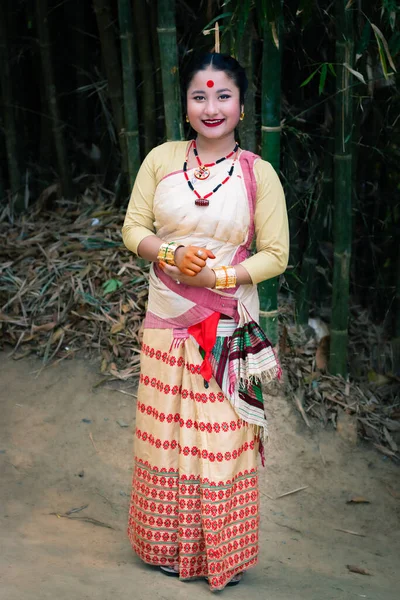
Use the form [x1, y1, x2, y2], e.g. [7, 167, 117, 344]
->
[127, 329, 260, 591]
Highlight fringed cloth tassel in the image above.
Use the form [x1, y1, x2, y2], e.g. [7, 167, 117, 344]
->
[168, 305, 281, 465]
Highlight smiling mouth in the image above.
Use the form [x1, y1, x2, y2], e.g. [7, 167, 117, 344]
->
[202, 119, 225, 127]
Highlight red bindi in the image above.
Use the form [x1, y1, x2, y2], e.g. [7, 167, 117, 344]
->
[206, 80, 214, 88]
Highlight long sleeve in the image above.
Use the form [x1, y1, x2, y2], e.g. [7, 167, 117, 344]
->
[122, 148, 158, 256]
[122, 142, 188, 255]
[240, 159, 289, 284]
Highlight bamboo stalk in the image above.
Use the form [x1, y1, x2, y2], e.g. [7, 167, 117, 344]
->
[329, 1, 354, 376]
[0, 3, 23, 210]
[391, 240, 400, 374]
[74, 1, 89, 141]
[93, 0, 128, 174]
[0, 165, 5, 203]
[132, 0, 156, 155]
[395, 246, 400, 337]
[36, 0, 74, 200]
[238, 15, 256, 153]
[157, 0, 183, 142]
[283, 146, 301, 295]
[259, 16, 283, 344]
[297, 140, 333, 325]
[118, 0, 141, 186]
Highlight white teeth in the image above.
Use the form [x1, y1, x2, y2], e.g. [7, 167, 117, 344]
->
[204, 119, 223, 123]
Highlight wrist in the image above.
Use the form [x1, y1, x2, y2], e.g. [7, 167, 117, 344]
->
[209, 268, 217, 289]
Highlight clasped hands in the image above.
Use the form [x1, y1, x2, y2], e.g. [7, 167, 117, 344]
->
[158, 245, 216, 288]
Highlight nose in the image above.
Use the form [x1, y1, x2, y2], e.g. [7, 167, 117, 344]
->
[204, 99, 219, 116]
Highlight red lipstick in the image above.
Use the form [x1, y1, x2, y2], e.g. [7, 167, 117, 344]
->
[202, 119, 225, 128]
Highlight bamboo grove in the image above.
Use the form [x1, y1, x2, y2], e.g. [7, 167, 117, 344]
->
[0, 0, 399, 378]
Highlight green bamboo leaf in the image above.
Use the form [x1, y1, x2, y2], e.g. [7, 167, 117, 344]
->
[328, 63, 336, 76]
[376, 36, 389, 78]
[202, 12, 233, 33]
[319, 63, 328, 95]
[343, 62, 366, 84]
[355, 22, 371, 59]
[102, 279, 122, 295]
[300, 67, 320, 87]
[371, 22, 397, 73]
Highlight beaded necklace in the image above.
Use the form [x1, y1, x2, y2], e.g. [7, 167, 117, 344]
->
[183, 140, 239, 207]
[193, 139, 239, 180]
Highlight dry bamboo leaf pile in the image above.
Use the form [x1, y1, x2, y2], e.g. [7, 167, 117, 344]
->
[0, 195, 148, 380]
[280, 310, 400, 463]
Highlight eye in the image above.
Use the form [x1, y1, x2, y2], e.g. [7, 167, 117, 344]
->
[193, 95, 205, 101]
[219, 94, 231, 100]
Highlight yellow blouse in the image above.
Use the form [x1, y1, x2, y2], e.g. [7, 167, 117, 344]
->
[122, 141, 289, 285]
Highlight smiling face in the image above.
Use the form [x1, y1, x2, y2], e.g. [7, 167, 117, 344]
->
[186, 66, 242, 143]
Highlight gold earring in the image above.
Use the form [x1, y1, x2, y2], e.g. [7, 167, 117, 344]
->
[186, 115, 190, 123]
[240, 111, 245, 121]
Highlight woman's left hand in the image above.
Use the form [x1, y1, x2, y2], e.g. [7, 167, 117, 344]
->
[159, 261, 216, 288]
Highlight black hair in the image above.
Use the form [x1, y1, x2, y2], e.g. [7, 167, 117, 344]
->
[185, 53, 248, 105]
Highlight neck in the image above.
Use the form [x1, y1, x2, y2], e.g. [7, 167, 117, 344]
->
[195, 134, 237, 158]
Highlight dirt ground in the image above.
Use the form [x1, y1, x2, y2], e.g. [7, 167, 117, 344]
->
[0, 350, 399, 600]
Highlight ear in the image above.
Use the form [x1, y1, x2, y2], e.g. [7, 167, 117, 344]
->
[240, 104, 244, 114]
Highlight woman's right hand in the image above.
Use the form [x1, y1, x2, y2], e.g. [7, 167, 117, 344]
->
[174, 246, 215, 277]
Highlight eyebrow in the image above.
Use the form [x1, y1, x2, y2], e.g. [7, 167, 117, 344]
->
[190, 88, 232, 94]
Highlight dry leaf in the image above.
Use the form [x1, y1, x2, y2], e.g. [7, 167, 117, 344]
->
[347, 496, 370, 504]
[32, 322, 57, 332]
[51, 327, 67, 343]
[346, 565, 372, 576]
[110, 322, 124, 334]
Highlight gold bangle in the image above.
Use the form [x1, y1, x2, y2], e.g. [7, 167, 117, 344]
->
[211, 266, 237, 290]
[157, 241, 182, 266]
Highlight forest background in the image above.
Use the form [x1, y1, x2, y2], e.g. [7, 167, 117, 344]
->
[0, 1, 399, 457]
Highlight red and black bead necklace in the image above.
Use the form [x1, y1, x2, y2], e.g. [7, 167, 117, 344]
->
[183, 140, 239, 207]
[193, 139, 239, 180]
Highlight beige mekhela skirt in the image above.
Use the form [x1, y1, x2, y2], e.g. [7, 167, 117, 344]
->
[127, 329, 260, 591]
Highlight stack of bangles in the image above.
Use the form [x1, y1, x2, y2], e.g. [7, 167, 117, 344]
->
[211, 265, 237, 290]
[156, 241, 183, 266]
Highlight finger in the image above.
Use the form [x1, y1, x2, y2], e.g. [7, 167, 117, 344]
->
[192, 247, 215, 261]
[186, 263, 202, 274]
[189, 256, 207, 268]
[182, 267, 198, 277]
[179, 258, 203, 272]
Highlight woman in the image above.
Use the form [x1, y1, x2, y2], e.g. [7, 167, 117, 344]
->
[122, 53, 289, 591]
